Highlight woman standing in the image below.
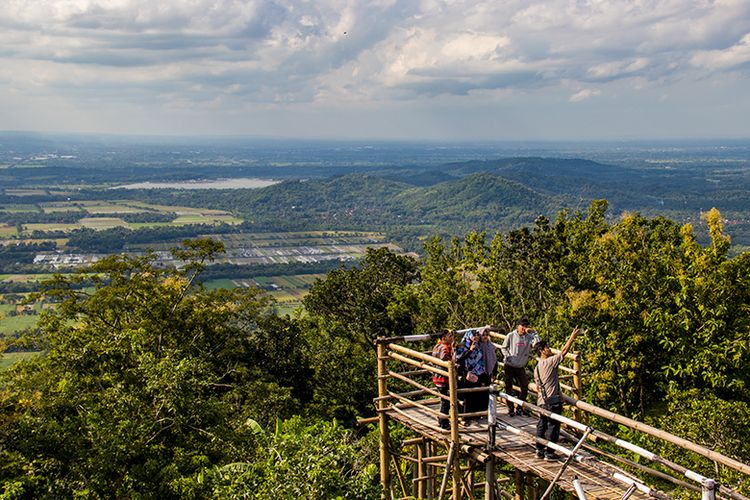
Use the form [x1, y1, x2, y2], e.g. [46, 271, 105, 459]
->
[457, 326, 497, 418]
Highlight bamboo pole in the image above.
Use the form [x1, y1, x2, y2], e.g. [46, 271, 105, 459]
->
[387, 391, 445, 418]
[486, 389, 497, 500]
[540, 428, 592, 500]
[377, 340, 392, 500]
[580, 440, 703, 495]
[527, 475, 538, 500]
[390, 342, 452, 368]
[417, 442, 427, 499]
[564, 396, 750, 477]
[376, 388, 431, 402]
[357, 416, 379, 426]
[389, 351, 450, 377]
[439, 442, 457, 500]
[388, 404, 451, 434]
[392, 454, 409, 499]
[514, 470, 525, 500]
[580, 428, 747, 500]
[572, 353, 583, 422]
[427, 441, 435, 500]
[448, 357, 461, 500]
[388, 370, 448, 400]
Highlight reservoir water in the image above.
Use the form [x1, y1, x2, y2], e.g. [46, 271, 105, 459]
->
[115, 178, 279, 189]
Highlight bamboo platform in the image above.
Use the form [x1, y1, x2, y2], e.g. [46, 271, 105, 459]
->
[373, 329, 750, 500]
[387, 401, 651, 500]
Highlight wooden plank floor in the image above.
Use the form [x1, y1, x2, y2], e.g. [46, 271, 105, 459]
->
[387, 401, 656, 500]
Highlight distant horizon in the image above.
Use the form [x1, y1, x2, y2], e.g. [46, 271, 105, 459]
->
[3, 130, 750, 147]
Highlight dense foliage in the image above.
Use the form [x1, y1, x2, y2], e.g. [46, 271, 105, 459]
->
[2, 202, 750, 497]
[0, 240, 379, 498]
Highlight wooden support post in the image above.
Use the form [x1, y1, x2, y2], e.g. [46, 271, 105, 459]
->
[486, 386, 497, 500]
[417, 442, 427, 499]
[527, 475, 538, 500]
[572, 353, 583, 422]
[377, 341, 392, 500]
[514, 470, 525, 500]
[427, 442, 435, 500]
[448, 358, 461, 500]
[468, 466, 475, 498]
[392, 454, 409, 499]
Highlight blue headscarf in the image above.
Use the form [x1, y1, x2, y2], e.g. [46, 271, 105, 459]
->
[457, 328, 497, 377]
[458, 330, 485, 377]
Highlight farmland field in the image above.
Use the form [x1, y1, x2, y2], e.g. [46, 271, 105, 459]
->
[0, 204, 39, 213]
[4, 189, 47, 196]
[41, 205, 84, 213]
[203, 273, 326, 314]
[0, 274, 56, 282]
[24, 222, 83, 232]
[0, 351, 42, 372]
[14, 199, 244, 235]
[0, 308, 41, 335]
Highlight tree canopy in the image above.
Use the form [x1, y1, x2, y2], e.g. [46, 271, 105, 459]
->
[2, 203, 750, 497]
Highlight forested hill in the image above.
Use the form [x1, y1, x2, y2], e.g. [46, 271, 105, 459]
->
[437, 157, 625, 180]
[393, 172, 547, 221]
[6, 150, 750, 248]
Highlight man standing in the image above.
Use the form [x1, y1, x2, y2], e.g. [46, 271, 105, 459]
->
[533, 327, 581, 460]
[500, 318, 540, 416]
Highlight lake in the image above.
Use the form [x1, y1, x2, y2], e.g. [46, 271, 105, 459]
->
[114, 178, 279, 189]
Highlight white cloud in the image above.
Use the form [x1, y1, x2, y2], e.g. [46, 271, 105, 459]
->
[1, 0, 750, 138]
[690, 32, 750, 70]
[569, 88, 601, 102]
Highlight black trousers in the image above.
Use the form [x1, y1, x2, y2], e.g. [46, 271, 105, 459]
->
[437, 384, 450, 428]
[503, 365, 529, 410]
[536, 402, 563, 455]
[462, 373, 491, 416]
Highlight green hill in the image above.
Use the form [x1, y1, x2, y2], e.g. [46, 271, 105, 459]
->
[394, 172, 548, 221]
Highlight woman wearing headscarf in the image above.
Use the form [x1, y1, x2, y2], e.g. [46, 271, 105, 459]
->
[456, 326, 497, 418]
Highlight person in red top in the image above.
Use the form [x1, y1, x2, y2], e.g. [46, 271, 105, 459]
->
[432, 329, 455, 429]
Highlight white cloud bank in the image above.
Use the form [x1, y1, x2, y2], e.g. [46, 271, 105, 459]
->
[1, 0, 750, 139]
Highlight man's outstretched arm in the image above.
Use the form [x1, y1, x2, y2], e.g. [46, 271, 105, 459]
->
[559, 328, 582, 358]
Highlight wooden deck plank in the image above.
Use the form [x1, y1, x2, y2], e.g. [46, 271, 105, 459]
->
[386, 401, 657, 500]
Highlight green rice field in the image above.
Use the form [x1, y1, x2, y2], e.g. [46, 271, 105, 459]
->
[0, 204, 39, 213]
[0, 274, 56, 282]
[14, 199, 243, 235]
[0, 351, 42, 372]
[0, 307, 41, 335]
[203, 273, 325, 314]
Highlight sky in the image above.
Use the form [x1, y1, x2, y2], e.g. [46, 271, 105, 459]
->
[2, 0, 750, 141]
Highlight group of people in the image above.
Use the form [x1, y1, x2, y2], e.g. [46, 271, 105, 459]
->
[431, 319, 581, 461]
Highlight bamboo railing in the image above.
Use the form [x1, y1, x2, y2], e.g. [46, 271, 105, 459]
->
[372, 326, 750, 500]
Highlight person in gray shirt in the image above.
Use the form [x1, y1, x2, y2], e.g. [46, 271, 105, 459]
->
[500, 318, 540, 416]
[533, 327, 581, 460]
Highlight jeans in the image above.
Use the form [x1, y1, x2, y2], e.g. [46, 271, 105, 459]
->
[536, 402, 563, 455]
